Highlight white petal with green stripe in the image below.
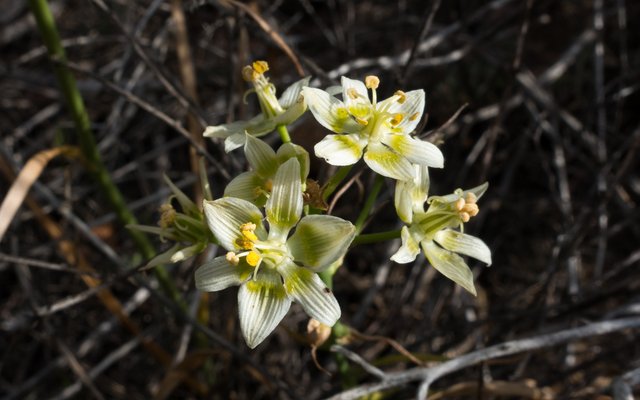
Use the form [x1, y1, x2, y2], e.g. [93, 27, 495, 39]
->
[287, 215, 355, 272]
[280, 263, 340, 326]
[363, 142, 415, 180]
[434, 229, 492, 265]
[224, 171, 265, 204]
[376, 89, 425, 133]
[203, 197, 266, 251]
[390, 226, 421, 263]
[423, 241, 477, 296]
[302, 87, 361, 134]
[383, 134, 444, 168]
[238, 270, 291, 348]
[276, 143, 310, 182]
[278, 77, 310, 108]
[266, 158, 303, 237]
[244, 134, 278, 177]
[195, 256, 252, 292]
[314, 134, 366, 166]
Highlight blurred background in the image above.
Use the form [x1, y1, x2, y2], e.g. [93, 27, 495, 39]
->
[1, 0, 639, 398]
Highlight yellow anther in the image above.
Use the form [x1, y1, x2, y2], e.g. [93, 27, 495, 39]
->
[158, 204, 176, 228]
[246, 251, 261, 267]
[408, 112, 420, 121]
[226, 252, 240, 266]
[252, 60, 269, 74]
[242, 65, 256, 82]
[394, 90, 407, 104]
[459, 212, 471, 223]
[241, 229, 258, 242]
[463, 203, 479, 217]
[390, 113, 404, 126]
[347, 88, 360, 100]
[365, 75, 380, 89]
[465, 192, 477, 204]
[455, 198, 466, 211]
[355, 117, 369, 126]
[235, 237, 254, 250]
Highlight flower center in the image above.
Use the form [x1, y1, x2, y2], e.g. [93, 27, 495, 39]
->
[227, 222, 289, 270]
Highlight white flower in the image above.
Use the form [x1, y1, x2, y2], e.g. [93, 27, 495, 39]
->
[204, 61, 310, 152]
[303, 76, 444, 180]
[224, 134, 309, 207]
[195, 158, 356, 348]
[391, 183, 492, 296]
[394, 163, 430, 224]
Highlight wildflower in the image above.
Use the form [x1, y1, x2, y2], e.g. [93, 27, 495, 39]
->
[302, 76, 444, 180]
[195, 158, 356, 348]
[204, 61, 310, 152]
[394, 164, 430, 224]
[224, 134, 309, 207]
[128, 175, 215, 267]
[391, 183, 492, 295]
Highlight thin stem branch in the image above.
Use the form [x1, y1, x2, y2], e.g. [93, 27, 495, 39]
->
[322, 165, 353, 201]
[354, 175, 384, 233]
[352, 230, 401, 246]
[28, 0, 182, 305]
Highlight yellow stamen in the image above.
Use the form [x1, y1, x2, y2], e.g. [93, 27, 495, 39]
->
[459, 212, 470, 223]
[463, 203, 479, 217]
[409, 112, 420, 121]
[235, 237, 254, 250]
[390, 113, 404, 126]
[158, 204, 176, 228]
[252, 60, 269, 74]
[465, 192, 477, 204]
[246, 251, 261, 267]
[242, 229, 258, 242]
[365, 75, 380, 89]
[242, 65, 256, 82]
[355, 117, 369, 126]
[226, 252, 240, 265]
[394, 90, 407, 104]
[347, 88, 359, 100]
[455, 198, 466, 211]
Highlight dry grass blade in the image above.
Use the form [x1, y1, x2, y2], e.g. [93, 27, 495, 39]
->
[0, 145, 80, 241]
[222, 0, 305, 77]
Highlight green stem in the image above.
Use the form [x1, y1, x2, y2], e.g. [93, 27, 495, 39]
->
[352, 229, 401, 245]
[276, 124, 291, 143]
[322, 165, 353, 201]
[28, 0, 182, 306]
[354, 175, 384, 233]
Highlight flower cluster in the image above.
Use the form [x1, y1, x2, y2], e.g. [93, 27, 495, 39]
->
[143, 61, 493, 348]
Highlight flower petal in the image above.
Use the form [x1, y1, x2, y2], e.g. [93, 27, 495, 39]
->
[276, 143, 310, 182]
[203, 197, 266, 251]
[278, 77, 311, 109]
[244, 134, 278, 177]
[434, 229, 492, 265]
[287, 215, 355, 272]
[314, 134, 366, 166]
[363, 142, 415, 180]
[377, 89, 425, 133]
[195, 256, 252, 292]
[395, 164, 430, 223]
[394, 181, 413, 224]
[224, 171, 266, 205]
[390, 226, 421, 263]
[422, 241, 477, 296]
[279, 263, 340, 326]
[145, 243, 181, 268]
[170, 243, 205, 263]
[266, 158, 303, 237]
[382, 134, 444, 168]
[205, 116, 276, 152]
[302, 87, 361, 134]
[238, 270, 291, 348]
[340, 76, 369, 105]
